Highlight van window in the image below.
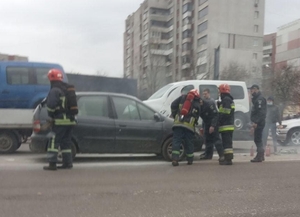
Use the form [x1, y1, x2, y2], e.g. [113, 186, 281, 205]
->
[199, 85, 218, 100]
[6, 67, 30, 85]
[148, 84, 173, 100]
[231, 85, 244, 99]
[36, 68, 51, 85]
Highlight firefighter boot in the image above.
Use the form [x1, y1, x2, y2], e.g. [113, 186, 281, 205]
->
[187, 158, 193, 165]
[250, 152, 264, 163]
[57, 163, 73, 169]
[172, 160, 179, 166]
[219, 155, 233, 165]
[43, 163, 57, 171]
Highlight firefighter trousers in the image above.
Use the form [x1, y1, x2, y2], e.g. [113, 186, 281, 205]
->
[220, 131, 234, 160]
[47, 125, 74, 164]
[172, 127, 194, 161]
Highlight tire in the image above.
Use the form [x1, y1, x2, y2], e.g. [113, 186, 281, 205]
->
[288, 128, 300, 146]
[162, 137, 186, 161]
[57, 142, 77, 163]
[234, 113, 245, 131]
[0, 131, 19, 153]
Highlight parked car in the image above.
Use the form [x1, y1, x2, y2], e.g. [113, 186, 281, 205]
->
[143, 80, 250, 130]
[277, 118, 300, 146]
[0, 61, 68, 109]
[30, 92, 204, 161]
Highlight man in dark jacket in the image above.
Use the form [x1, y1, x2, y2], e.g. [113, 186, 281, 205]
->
[170, 87, 201, 166]
[199, 96, 224, 163]
[262, 96, 281, 154]
[43, 69, 76, 171]
[249, 84, 267, 162]
[218, 84, 235, 165]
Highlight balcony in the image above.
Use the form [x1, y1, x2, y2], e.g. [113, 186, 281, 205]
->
[182, 63, 191, 70]
[182, 24, 192, 32]
[182, 50, 191, 56]
[183, 11, 192, 19]
[149, 13, 172, 22]
[182, 37, 192, 44]
[150, 48, 173, 56]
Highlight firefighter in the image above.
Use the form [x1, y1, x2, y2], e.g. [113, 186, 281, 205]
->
[218, 84, 235, 165]
[199, 94, 224, 163]
[249, 84, 267, 163]
[43, 69, 76, 171]
[170, 87, 201, 166]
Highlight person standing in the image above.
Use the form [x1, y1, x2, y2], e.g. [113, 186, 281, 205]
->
[249, 85, 267, 163]
[262, 96, 282, 154]
[199, 96, 224, 163]
[43, 69, 77, 171]
[170, 88, 201, 166]
[218, 84, 235, 165]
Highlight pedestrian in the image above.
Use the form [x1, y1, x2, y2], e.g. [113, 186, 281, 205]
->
[249, 84, 267, 163]
[43, 69, 77, 171]
[199, 88, 215, 159]
[218, 84, 235, 165]
[170, 87, 201, 166]
[262, 96, 282, 154]
[199, 93, 224, 163]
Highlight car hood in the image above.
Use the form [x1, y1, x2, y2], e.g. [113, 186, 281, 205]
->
[282, 119, 300, 126]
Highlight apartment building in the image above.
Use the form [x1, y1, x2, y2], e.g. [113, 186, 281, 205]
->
[0, 53, 28, 62]
[275, 19, 300, 70]
[263, 33, 276, 69]
[124, 0, 265, 98]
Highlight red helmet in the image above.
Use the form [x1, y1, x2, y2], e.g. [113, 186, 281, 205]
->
[48, 69, 63, 81]
[219, 84, 230, 94]
[188, 89, 200, 98]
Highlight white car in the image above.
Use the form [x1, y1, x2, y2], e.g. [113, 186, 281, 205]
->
[277, 118, 300, 146]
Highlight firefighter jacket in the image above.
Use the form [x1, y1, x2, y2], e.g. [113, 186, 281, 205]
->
[171, 95, 201, 132]
[200, 98, 219, 128]
[266, 104, 281, 125]
[46, 81, 76, 126]
[218, 93, 235, 132]
[251, 91, 267, 124]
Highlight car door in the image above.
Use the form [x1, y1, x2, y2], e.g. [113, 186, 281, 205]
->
[1, 66, 35, 108]
[74, 95, 116, 153]
[111, 96, 164, 153]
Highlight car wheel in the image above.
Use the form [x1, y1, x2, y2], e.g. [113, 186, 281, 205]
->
[0, 131, 19, 153]
[57, 142, 77, 163]
[288, 128, 300, 146]
[234, 113, 245, 131]
[162, 137, 186, 161]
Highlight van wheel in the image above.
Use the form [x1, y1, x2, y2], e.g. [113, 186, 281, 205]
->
[0, 131, 19, 153]
[57, 142, 77, 163]
[234, 113, 245, 131]
[162, 137, 186, 161]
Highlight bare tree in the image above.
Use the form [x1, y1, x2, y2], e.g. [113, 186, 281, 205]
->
[220, 61, 250, 81]
[96, 70, 108, 77]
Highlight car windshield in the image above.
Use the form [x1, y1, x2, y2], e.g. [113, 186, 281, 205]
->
[148, 84, 173, 100]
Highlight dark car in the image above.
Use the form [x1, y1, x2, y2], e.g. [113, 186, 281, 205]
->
[30, 92, 203, 161]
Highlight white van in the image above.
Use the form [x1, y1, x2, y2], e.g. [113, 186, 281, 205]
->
[143, 80, 250, 130]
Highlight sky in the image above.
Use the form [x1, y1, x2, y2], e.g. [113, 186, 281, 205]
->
[0, 0, 300, 77]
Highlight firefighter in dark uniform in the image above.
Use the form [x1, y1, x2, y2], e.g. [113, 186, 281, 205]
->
[218, 84, 235, 165]
[199, 95, 224, 163]
[249, 84, 267, 163]
[171, 87, 201, 166]
[43, 69, 76, 171]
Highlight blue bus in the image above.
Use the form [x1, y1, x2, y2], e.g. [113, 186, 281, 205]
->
[0, 61, 68, 108]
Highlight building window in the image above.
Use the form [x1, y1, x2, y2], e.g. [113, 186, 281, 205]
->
[253, 39, 258, 46]
[182, 30, 191, 39]
[198, 21, 208, 33]
[199, 0, 208, 6]
[182, 3, 192, 14]
[197, 49, 207, 58]
[253, 53, 258, 60]
[144, 23, 148, 30]
[182, 56, 191, 64]
[198, 7, 208, 19]
[197, 63, 207, 74]
[182, 43, 191, 51]
[254, 11, 259, 19]
[254, 25, 258, 33]
[197, 35, 207, 46]
[254, 0, 259, 5]
[182, 17, 192, 25]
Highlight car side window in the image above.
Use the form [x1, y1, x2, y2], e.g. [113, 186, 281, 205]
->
[6, 67, 31, 85]
[77, 96, 109, 118]
[199, 84, 219, 99]
[231, 85, 245, 99]
[112, 97, 140, 120]
[35, 68, 51, 85]
[137, 103, 155, 120]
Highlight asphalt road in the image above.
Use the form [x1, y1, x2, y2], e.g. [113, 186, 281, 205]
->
[1, 143, 300, 217]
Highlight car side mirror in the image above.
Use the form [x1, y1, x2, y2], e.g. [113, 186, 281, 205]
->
[154, 113, 161, 122]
